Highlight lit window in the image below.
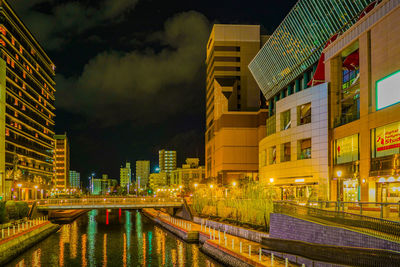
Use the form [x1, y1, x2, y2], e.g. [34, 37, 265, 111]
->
[298, 139, 311, 160]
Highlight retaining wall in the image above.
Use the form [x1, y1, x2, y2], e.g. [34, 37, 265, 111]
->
[269, 213, 400, 251]
[194, 217, 269, 243]
[143, 209, 198, 243]
[0, 222, 61, 265]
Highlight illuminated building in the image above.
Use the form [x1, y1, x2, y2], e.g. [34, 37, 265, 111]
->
[170, 158, 205, 191]
[205, 24, 268, 185]
[324, 0, 400, 202]
[120, 162, 132, 189]
[0, 0, 56, 199]
[91, 178, 102, 195]
[69, 170, 80, 189]
[149, 172, 167, 192]
[135, 160, 150, 189]
[54, 134, 69, 190]
[159, 149, 176, 174]
[249, 0, 376, 200]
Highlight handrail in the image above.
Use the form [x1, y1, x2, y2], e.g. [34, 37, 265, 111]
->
[273, 202, 400, 242]
[36, 197, 183, 206]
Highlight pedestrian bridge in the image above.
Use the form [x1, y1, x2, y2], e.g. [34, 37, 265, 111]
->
[36, 197, 184, 210]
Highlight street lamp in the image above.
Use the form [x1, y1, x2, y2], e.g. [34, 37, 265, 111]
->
[34, 185, 38, 200]
[17, 184, 22, 200]
[209, 184, 214, 189]
[232, 181, 237, 187]
[337, 170, 343, 203]
[269, 178, 274, 184]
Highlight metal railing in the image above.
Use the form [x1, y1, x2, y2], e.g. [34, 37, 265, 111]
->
[274, 202, 400, 242]
[0, 216, 48, 241]
[303, 201, 400, 221]
[37, 197, 183, 207]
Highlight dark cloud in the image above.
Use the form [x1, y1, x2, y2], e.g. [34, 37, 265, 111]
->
[11, 0, 139, 49]
[56, 11, 210, 125]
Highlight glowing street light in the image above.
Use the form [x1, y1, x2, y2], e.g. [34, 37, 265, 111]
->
[232, 181, 237, 187]
[269, 178, 274, 184]
[337, 170, 343, 202]
[209, 184, 214, 189]
[34, 185, 38, 199]
[17, 184, 22, 200]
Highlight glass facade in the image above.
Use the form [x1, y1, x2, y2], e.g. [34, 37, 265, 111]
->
[249, 0, 374, 100]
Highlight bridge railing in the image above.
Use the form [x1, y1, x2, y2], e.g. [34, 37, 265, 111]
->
[37, 197, 183, 206]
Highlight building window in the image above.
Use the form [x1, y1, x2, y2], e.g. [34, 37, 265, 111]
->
[268, 146, 276, 165]
[298, 103, 311, 125]
[298, 139, 311, 160]
[280, 110, 291, 130]
[335, 134, 359, 164]
[335, 49, 360, 127]
[281, 142, 291, 162]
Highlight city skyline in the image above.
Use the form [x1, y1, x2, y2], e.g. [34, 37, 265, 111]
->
[7, 0, 297, 181]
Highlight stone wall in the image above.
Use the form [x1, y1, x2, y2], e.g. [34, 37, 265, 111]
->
[269, 213, 400, 251]
[201, 241, 256, 267]
[194, 217, 269, 243]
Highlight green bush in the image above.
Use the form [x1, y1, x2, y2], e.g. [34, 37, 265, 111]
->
[0, 201, 7, 224]
[16, 201, 29, 218]
[5, 201, 29, 220]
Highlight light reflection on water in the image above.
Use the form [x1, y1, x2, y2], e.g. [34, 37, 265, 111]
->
[6, 210, 221, 267]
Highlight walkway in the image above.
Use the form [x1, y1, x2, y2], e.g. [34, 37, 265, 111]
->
[0, 216, 49, 244]
[145, 209, 297, 267]
[37, 197, 183, 210]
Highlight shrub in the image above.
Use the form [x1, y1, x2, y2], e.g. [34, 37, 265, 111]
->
[0, 201, 8, 224]
[15, 201, 29, 218]
[5, 201, 29, 220]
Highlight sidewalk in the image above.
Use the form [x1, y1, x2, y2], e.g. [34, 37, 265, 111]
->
[145, 209, 296, 266]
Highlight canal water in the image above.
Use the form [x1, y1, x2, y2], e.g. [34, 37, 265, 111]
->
[6, 210, 222, 267]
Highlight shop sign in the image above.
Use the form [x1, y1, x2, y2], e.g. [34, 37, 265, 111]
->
[375, 121, 400, 157]
[376, 70, 400, 110]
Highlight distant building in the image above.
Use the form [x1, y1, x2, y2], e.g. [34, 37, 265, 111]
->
[159, 150, 176, 174]
[149, 172, 168, 191]
[54, 134, 70, 190]
[92, 178, 102, 195]
[171, 158, 205, 191]
[120, 162, 132, 189]
[205, 24, 268, 185]
[0, 0, 56, 200]
[136, 160, 150, 189]
[69, 171, 80, 189]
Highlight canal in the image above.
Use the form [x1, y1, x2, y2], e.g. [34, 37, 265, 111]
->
[6, 209, 222, 267]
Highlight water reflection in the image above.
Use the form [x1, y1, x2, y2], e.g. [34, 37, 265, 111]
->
[7, 209, 222, 267]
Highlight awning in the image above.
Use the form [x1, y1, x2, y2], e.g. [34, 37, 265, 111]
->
[308, 34, 339, 87]
[358, 1, 378, 20]
[342, 49, 359, 70]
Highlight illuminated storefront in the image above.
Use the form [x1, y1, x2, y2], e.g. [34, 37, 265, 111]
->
[334, 134, 360, 201]
[371, 121, 400, 202]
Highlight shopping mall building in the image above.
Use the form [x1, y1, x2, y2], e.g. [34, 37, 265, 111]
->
[249, 0, 400, 202]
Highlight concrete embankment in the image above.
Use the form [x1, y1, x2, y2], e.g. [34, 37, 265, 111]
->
[143, 209, 291, 267]
[48, 209, 88, 223]
[142, 209, 199, 242]
[0, 221, 61, 265]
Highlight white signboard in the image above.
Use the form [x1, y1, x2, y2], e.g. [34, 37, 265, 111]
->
[376, 70, 400, 110]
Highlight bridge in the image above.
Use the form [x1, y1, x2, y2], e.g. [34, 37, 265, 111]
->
[36, 197, 184, 210]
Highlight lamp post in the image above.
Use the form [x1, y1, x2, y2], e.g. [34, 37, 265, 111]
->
[17, 184, 22, 200]
[34, 185, 38, 200]
[337, 170, 343, 211]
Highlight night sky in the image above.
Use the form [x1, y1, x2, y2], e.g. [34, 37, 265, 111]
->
[10, 0, 297, 184]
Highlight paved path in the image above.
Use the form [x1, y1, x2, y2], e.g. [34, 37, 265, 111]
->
[145, 209, 296, 266]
